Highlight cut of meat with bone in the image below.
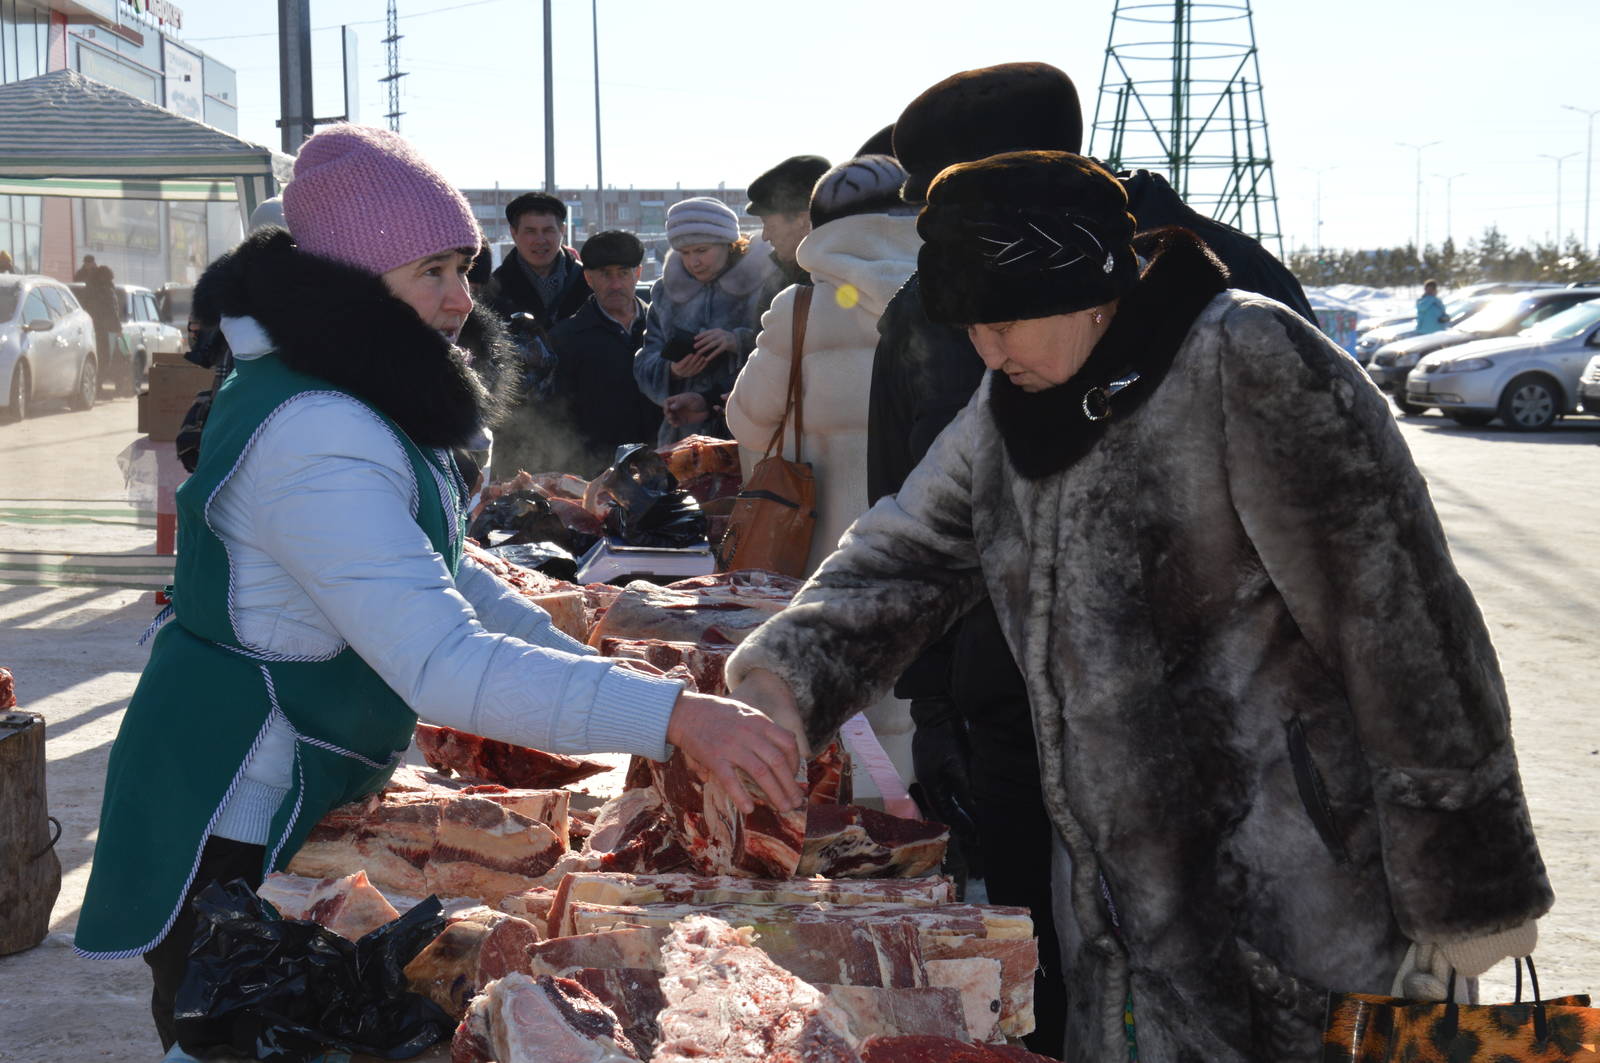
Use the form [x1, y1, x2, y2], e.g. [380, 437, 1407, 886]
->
[653, 915, 862, 1063]
[569, 967, 667, 1060]
[545, 871, 954, 938]
[597, 637, 731, 696]
[641, 750, 805, 879]
[587, 571, 801, 649]
[585, 788, 689, 877]
[289, 793, 566, 904]
[807, 741, 852, 806]
[377, 782, 570, 843]
[529, 926, 667, 975]
[256, 871, 399, 941]
[924, 938, 1038, 1039]
[465, 972, 640, 1063]
[799, 805, 948, 879]
[657, 434, 742, 506]
[403, 909, 542, 1020]
[415, 723, 611, 789]
[858, 1037, 1060, 1063]
[818, 985, 970, 1042]
[924, 959, 1004, 1044]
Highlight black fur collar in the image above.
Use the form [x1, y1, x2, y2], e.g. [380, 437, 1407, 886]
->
[988, 227, 1229, 479]
[193, 228, 517, 448]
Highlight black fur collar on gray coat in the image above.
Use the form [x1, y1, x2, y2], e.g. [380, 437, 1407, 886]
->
[193, 228, 516, 449]
[989, 226, 1229, 479]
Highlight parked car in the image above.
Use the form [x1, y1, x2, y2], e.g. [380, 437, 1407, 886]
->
[68, 282, 186, 394]
[1406, 297, 1600, 430]
[154, 283, 194, 326]
[1356, 293, 1495, 365]
[1579, 352, 1600, 415]
[1372, 288, 1600, 414]
[0, 274, 99, 421]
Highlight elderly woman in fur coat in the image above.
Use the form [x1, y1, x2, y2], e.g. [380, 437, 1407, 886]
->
[726, 151, 1551, 1063]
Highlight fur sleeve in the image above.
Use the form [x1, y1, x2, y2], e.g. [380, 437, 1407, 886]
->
[632, 283, 674, 405]
[725, 399, 989, 749]
[1216, 296, 1552, 943]
[724, 286, 798, 479]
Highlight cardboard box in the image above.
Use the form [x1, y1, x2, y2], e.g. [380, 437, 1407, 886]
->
[140, 362, 214, 442]
[152, 346, 190, 366]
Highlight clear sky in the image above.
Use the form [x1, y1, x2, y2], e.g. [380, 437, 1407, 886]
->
[182, 0, 1600, 255]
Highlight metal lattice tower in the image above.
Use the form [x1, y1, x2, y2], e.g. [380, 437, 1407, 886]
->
[380, 0, 406, 132]
[1090, 0, 1285, 255]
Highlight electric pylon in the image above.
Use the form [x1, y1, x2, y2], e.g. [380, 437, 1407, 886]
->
[1090, 0, 1286, 255]
[380, 0, 406, 132]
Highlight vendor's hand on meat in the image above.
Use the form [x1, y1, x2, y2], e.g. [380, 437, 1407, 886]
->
[693, 328, 737, 359]
[663, 391, 711, 427]
[669, 351, 714, 379]
[666, 690, 803, 813]
[726, 667, 811, 759]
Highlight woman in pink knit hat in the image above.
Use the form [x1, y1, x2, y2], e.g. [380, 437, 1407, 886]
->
[74, 125, 802, 1055]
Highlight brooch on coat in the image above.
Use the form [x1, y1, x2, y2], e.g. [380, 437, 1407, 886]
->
[1081, 371, 1142, 421]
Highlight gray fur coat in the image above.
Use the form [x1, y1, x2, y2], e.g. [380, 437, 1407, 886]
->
[725, 234, 1551, 1062]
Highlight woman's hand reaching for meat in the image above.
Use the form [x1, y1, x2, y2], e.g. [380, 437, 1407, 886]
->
[666, 690, 804, 813]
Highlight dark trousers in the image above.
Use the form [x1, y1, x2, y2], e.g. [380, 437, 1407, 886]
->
[142, 835, 266, 1051]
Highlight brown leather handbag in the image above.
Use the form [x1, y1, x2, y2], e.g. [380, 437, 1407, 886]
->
[718, 286, 818, 578]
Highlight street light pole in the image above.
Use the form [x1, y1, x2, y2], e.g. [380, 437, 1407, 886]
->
[592, 0, 603, 239]
[1433, 172, 1466, 246]
[1299, 165, 1336, 259]
[1537, 152, 1580, 244]
[543, 0, 555, 195]
[1562, 104, 1599, 253]
[1397, 140, 1441, 256]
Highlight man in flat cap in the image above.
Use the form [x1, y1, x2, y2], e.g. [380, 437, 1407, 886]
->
[746, 154, 830, 317]
[547, 230, 662, 475]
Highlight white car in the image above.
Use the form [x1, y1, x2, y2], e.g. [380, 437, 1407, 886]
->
[1406, 298, 1600, 430]
[0, 274, 100, 421]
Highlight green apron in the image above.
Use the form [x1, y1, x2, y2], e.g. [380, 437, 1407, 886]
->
[75, 355, 466, 958]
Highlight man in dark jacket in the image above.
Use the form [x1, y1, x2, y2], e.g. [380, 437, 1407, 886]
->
[548, 230, 662, 477]
[486, 191, 589, 330]
[869, 62, 1316, 1059]
[746, 154, 830, 317]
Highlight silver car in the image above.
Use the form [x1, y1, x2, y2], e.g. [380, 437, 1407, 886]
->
[1372, 288, 1600, 414]
[0, 275, 100, 421]
[1405, 298, 1600, 430]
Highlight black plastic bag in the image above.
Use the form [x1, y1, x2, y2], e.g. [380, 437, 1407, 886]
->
[596, 444, 708, 548]
[488, 541, 578, 581]
[467, 489, 571, 548]
[173, 879, 452, 1061]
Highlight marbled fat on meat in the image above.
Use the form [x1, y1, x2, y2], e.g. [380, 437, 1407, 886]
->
[653, 915, 862, 1063]
[255, 870, 399, 940]
[570, 967, 667, 1059]
[415, 722, 611, 789]
[800, 805, 949, 879]
[818, 985, 970, 1042]
[642, 749, 806, 879]
[479, 973, 640, 1062]
[403, 910, 541, 1020]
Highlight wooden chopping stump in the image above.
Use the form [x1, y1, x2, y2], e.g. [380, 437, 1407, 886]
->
[0, 710, 63, 954]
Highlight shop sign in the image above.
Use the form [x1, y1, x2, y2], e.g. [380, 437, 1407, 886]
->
[121, 0, 182, 30]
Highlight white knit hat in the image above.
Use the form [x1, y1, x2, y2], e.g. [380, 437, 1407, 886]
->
[665, 196, 740, 250]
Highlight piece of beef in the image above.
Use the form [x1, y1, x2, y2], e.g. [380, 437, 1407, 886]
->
[800, 804, 949, 879]
[584, 787, 690, 877]
[818, 985, 970, 1042]
[404, 909, 542, 1020]
[472, 972, 640, 1062]
[529, 926, 667, 974]
[415, 722, 611, 789]
[597, 637, 731, 695]
[808, 741, 853, 805]
[0, 666, 14, 709]
[570, 967, 667, 1059]
[640, 748, 806, 879]
[288, 792, 566, 904]
[924, 958, 1004, 1043]
[653, 915, 862, 1063]
[925, 938, 1040, 1040]
[544, 870, 954, 938]
[587, 570, 801, 648]
[657, 434, 742, 504]
[858, 1037, 1060, 1063]
[255, 870, 399, 941]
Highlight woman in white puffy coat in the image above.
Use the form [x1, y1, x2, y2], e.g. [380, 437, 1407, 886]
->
[727, 156, 922, 576]
[726, 156, 921, 777]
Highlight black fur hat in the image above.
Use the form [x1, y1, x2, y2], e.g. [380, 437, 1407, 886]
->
[745, 155, 831, 216]
[917, 151, 1139, 326]
[579, 230, 645, 269]
[894, 62, 1083, 205]
[856, 123, 896, 158]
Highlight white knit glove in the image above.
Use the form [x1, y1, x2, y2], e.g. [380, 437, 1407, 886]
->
[1392, 922, 1538, 1001]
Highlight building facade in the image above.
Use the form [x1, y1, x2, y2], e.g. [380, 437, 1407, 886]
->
[2, 0, 242, 289]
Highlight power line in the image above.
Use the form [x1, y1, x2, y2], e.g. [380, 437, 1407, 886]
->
[184, 0, 506, 42]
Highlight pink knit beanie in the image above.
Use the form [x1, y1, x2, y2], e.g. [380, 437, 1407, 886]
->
[282, 124, 481, 276]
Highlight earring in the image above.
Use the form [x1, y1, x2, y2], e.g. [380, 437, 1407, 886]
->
[1092, 310, 1105, 326]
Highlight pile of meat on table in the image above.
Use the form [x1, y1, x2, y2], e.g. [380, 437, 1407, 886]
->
[260, 473, 1050, 1063]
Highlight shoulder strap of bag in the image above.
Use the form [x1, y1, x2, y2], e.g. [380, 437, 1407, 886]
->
[766, 285, 814, 463]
